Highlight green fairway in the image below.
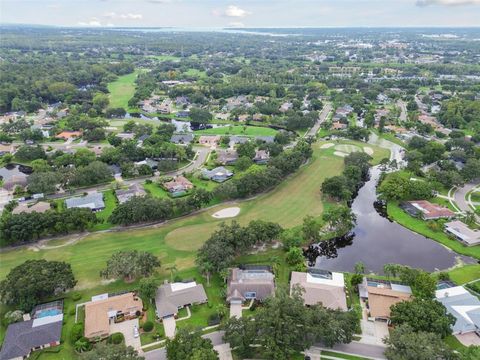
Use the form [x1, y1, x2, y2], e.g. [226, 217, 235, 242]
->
[194, 125, 277, 137]
[107, 70, 140, 109]
[0, 140, 388, 288]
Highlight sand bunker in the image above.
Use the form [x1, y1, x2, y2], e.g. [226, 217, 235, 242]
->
[212, 207, 241, 219]
[363, 147, 374, 155]
[333, 151, 348, 157]
[320, 143, 335, 149]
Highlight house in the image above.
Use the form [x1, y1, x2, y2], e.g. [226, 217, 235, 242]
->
[216, 149, 238, 165]
[253, 150, 270, 164]
[0, 143, 14, 156]
[332, 121, 347, 130]
[170, 134, 194, 145]
[279, 102, 293, 113]
[238, 114, 249, 122]
[436, 286, 480, 335]
[359, 278, 412, 320]
[202, 167, 233, 183]
[55, 131, 82, 140]
[176, 111, 190, 118]
[290, 269, 348, 311]
[255, 136, 275, 144]
[198, 135, 221, 148]
[109, 164, 122, 178]
[229, 136, 249, 147]
[65, 192, 105, 212]
[252, 113, 264, 122]
[175, 96, 190, 107]
[2, 175, 28, 192]
[444, 220, 480, 246]
[0, 301, 63, 360]
[155, 281, 208, 319]
[163, 176, 193, 194]
[84, 293, 143, 339]
[400, 200, 455, 220]
[115, 184, 146, 204]
[116, 132, 135, 141]
[12, 201, 50, 215]
[227, 266, 275, 303]
[134, 158, 158, 170]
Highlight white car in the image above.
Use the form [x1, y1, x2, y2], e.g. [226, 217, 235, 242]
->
[133, 325, 139, 338]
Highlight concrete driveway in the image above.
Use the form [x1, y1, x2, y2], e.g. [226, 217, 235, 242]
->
[214, 343, 233, 360]
[456, 332, 480, 346]
[109, 318, 141, 350]
[162, 316, 176, 338]
[229, 303, 242, 318]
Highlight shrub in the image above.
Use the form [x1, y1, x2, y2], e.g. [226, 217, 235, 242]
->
[438, 272, 450, 281]
[207, 314, 221, 326]
[173, 275, 182, 282]
[69, 307, 76, 316]
[109, 332, 124, 345]
[70, 323, 84, 344]
[143, 321, 154, 332]
[4, 310, 24, 325]
[71, 292, 82, 301]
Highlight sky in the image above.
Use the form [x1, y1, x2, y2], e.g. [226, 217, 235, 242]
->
[1, 0, 480, 28]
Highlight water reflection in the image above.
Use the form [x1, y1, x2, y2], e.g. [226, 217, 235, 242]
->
[310, 166, 475, 273]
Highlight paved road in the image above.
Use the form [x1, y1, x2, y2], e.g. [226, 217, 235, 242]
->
[453, 181, 480, 215]
[396, 100, 407, 122]
[144, 331, 225, 360]
[306, 103, 332, 137]
[307, 342, 386, 360]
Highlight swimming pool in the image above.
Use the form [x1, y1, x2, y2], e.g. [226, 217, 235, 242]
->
[36, 309, 62, 318]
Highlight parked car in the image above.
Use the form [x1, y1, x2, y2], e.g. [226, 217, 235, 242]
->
[133, 325, 139, 338]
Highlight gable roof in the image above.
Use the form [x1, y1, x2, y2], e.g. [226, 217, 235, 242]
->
[155, 282, 208, 318]
[0, 317, 62, 360]
[170, 134, 194, 144]
[84, 293, 143, 339]
[12, 201, 50, 215]
[290, 270, 347, 310]
[227, 268, 275, 302]
[436, 286, 480, 334]
[366, 286, 412, 318]
[65, 192, 105, 210]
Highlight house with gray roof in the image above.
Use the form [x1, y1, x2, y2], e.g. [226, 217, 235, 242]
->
[171, 133, 194, 145]
[229, 136, 249, 147]
[255, 136, 275, 144]
[65, 191, 105, 211]
[216, 149, 238, 165]
[0, 302, 63, 360]
[227, 266, 275, 304]
[115, 184, 146, 204]
[155, 281, 208, 318]
[201, 167, 233, 183]
[436, 286, 480, 335]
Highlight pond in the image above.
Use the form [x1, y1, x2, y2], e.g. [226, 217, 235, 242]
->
[0, 163, 33, 182]
[124, 113, 227, 132]
[309, 166, 475, 274]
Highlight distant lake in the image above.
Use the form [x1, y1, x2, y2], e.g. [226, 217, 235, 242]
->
[310, 166, 475, 274]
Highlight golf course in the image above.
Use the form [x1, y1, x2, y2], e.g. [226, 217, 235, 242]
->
[107, 70, 141, 109]
[0, 140, 390, 289]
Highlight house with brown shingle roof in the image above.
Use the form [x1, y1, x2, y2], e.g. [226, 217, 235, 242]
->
[401, 200, 455, 220]
[163, 176, 193, 194]
[359, 278, 412, 320]
[290, 269, 347, 311]
[216, 149, 238, 165]
[12, 201, 50, 215]
[227, 266, 275, 304]
[84, 292, 143, 339]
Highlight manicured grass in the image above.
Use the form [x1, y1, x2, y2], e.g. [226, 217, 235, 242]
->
[183, 68, 207, 78]
[444, 334, 467, 351]
[194, 125, 277, 137]
[0, 140, 387, 289]
[107, 70, 140, 109]
[143, 182, 170, 199]
[91, 190, 116, 231]
[448, 264, 480, 284]
[321, 350, 372, 360]
[387, 201, 480, 260]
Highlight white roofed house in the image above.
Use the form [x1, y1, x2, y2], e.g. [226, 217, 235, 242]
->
[65, 191, 105, 212]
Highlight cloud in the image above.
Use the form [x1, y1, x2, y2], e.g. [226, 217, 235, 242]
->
[104, 12, 143, 20]
[78, 17, 114, 27]
[224, 5, 250, 17]
[416, 0, 480, 6]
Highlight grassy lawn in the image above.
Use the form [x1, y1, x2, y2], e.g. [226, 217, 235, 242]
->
[321, 350, 372, 360]
[0, 140, 388, 289]
[143, 181, 170, 199]
[448, 264, 480, 284]
[387, 201, 480, 260]
[91, 190, 117, 231]
[183, 68, 207, 78]
[194, 125, 277, 137]
[107, 70, 140, 109]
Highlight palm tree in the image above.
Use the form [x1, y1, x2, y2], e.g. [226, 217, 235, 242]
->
[166, 264, 177, 282]
[74, 338, 90, 353]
